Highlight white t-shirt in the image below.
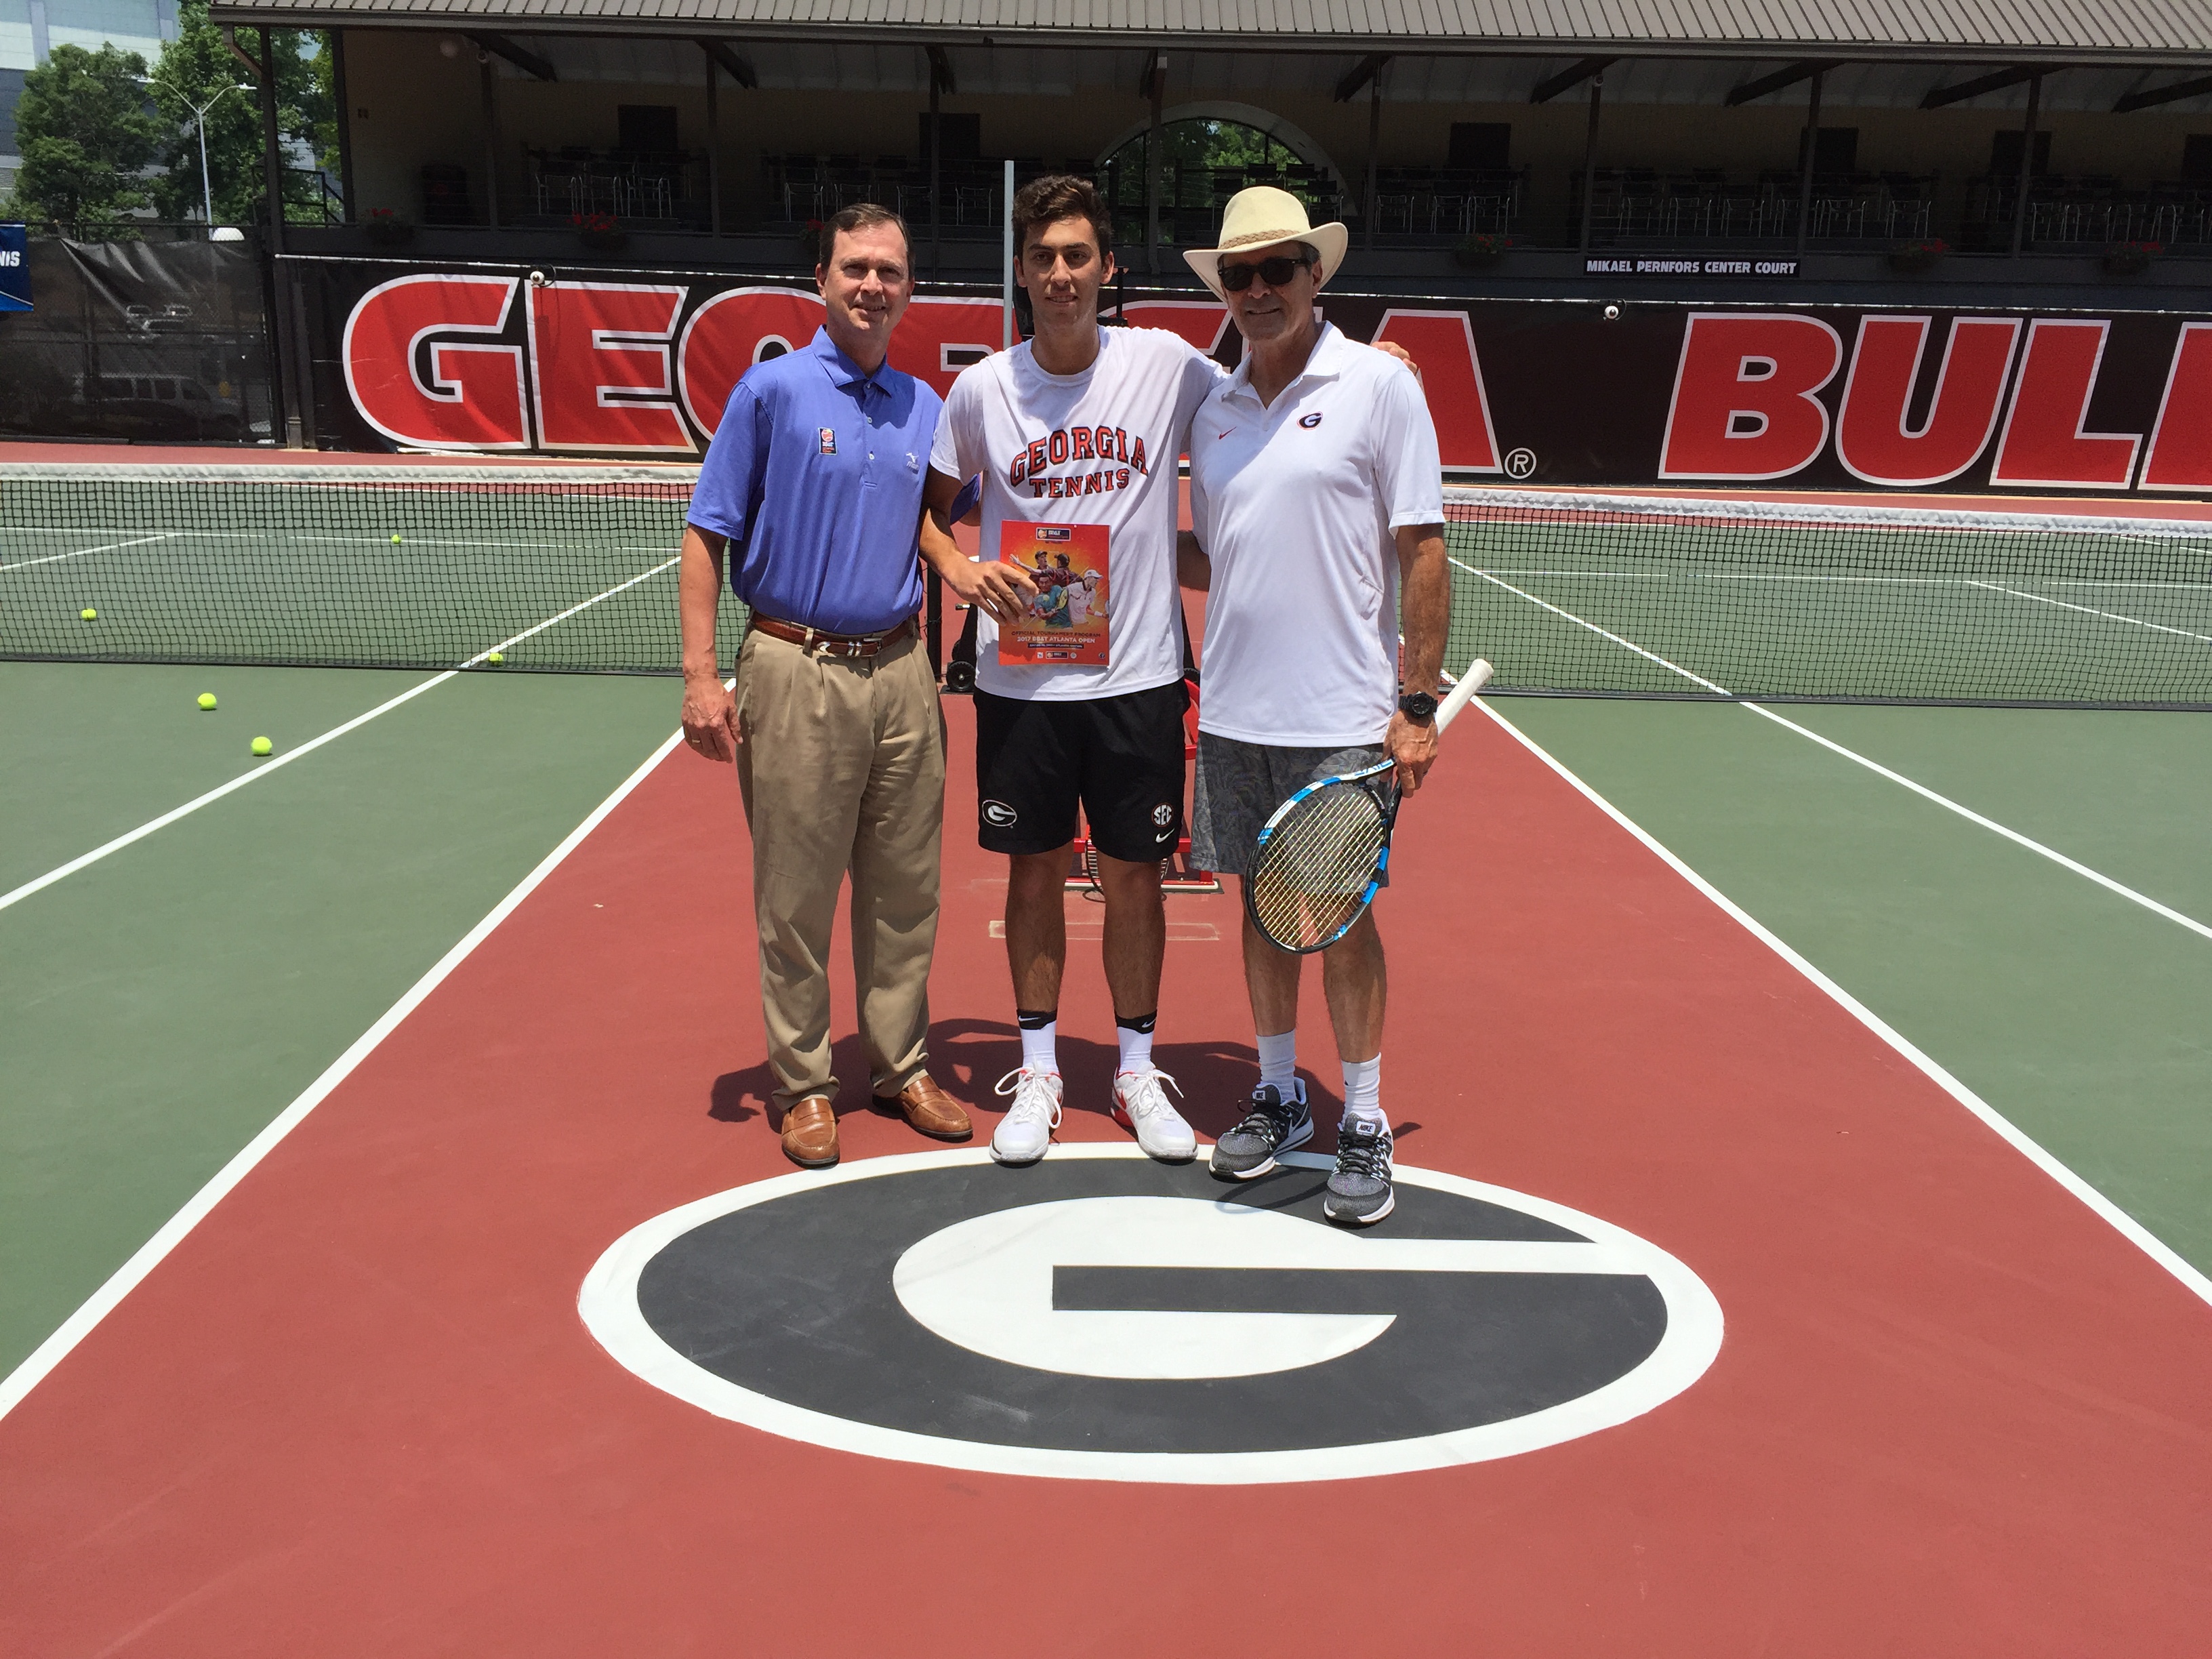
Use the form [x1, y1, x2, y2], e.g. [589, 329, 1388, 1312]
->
[1189, 323, 1445, 747]
[931, 325, 1222, 701]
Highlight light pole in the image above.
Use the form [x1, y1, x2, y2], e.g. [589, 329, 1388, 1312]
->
[140, 75, 252, 236]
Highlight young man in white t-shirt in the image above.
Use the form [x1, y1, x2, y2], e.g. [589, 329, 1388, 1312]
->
[1179, 188, 1450, 1227]
[920, 175, 1219, 1168]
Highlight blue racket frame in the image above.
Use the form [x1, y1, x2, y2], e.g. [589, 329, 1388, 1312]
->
[1242, 659, 1494, 955]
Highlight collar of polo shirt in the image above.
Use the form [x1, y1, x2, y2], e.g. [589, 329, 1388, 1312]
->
[807, 326, 886, 394]
[1224, 320, 1353, 406]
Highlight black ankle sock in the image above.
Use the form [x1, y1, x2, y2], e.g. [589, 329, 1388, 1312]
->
[1115, 1011, 1158, 1033]
[1016, 1008, 1058, 1030]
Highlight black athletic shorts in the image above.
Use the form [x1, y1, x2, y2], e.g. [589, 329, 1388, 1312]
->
[972, 681, 1189, 861]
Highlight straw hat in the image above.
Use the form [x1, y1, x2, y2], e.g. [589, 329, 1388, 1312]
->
[1183, 186, 1349, 302]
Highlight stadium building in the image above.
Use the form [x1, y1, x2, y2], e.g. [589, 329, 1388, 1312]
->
[209, 0, 2212, 298]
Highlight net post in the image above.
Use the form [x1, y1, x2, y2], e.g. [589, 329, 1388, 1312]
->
[926, 571, 943, 682]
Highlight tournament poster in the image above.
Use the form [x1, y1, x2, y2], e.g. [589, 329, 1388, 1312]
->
[996, 521, 1110, 666]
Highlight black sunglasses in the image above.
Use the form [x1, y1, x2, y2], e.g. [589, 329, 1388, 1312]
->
[1217, 254, 1312, 292]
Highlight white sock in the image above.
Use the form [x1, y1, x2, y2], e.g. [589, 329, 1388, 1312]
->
[1017, 1013, 1059, 1076]
[1115, 1014, 1156, 1075]
[1256, 1030, 1297, 1094]
[1340, 1057, 1385, 1129]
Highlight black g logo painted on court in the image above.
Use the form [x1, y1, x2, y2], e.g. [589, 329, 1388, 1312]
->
[580, 1147, 1721, 1484]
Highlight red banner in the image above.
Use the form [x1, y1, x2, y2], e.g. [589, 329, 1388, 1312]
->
[301, 264, 2212, 497]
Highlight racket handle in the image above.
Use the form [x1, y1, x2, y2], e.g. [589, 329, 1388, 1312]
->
[1435, 657, 1494, 731]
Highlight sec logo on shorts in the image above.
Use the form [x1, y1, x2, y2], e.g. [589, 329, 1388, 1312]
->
[579, 1147, 1722, 1484]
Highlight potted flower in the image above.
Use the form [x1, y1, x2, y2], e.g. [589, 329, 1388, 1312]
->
[1887, 237, 1947, 273]
[2104, 241, 2160, 276]
[1452, 232, 1513, 270]
[573, 211, 627, 252]
[798, 218, 823, 268]
[363, 207, 413, 247]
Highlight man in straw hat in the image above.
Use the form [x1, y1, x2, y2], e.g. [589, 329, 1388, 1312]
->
[1177, 185, 1451, 1227]
[919, 173, 1417, 1171]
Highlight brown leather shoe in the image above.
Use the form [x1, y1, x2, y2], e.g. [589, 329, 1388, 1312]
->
[779, 1096, 839, 1168]
[872, 1072, 972, 1142]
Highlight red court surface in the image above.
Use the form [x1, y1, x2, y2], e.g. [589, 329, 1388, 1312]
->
[3, 699, 2209, 1656]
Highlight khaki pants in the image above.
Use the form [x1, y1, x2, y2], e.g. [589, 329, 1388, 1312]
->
[735, 623, 945, 1109]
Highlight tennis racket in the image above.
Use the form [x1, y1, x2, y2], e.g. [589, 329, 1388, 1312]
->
[1244, 659, 1493, 954]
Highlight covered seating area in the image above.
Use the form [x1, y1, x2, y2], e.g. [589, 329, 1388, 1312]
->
[206, 0, 2212, 283]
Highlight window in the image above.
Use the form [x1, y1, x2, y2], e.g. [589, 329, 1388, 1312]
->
[1797, 127, 1858, 173]
[918, 112, 981, 161]
[1989, 129, 2053, 178]
[617, 105, 679, 153]
[1448, 123, 1511, 170]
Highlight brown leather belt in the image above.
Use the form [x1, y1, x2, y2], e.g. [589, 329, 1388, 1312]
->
[747, 613, 915, 659]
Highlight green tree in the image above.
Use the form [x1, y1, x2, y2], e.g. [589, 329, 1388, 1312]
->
[5, 43, 164, 227]
[148, 1, 334, 226]
[1103, 119, 1326, 242]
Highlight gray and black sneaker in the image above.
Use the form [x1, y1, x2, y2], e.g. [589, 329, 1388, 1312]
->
[1323, 1118, 1395, 1226]
[1208, 1081, 1313, 1179]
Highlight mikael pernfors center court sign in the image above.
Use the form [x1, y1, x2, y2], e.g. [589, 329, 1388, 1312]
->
[321, 265, 2212, 495]
[579, 1147, 1724, 1483]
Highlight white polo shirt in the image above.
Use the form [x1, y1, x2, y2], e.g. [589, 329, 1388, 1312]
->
[1189, 323, 1444, 747]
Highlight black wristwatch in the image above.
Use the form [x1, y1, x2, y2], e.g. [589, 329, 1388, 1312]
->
[1398, 690, 1439, 722]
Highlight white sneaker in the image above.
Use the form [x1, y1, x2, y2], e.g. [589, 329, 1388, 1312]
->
[991, 1067, 1063, 1166]
[1112, 1067, 1197, 1162]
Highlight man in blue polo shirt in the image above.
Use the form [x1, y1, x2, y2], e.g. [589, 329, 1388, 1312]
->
[679, 202, 1033, 1168]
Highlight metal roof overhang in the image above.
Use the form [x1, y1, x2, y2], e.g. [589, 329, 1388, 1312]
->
[203, 0, 2212, 69]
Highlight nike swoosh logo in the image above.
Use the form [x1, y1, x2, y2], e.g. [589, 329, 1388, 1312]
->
[1215, 430, 1233, 440]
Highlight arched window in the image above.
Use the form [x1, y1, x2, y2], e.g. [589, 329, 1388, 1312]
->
[1099, 116, 1345, 244]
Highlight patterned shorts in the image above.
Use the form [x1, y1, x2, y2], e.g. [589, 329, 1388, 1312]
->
[1189, 731, 1390, 880]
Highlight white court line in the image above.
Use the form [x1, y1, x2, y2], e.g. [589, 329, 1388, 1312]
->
[0, 725, 689, 1424]
[1452, 558, 2212, 943]
[2, 531, 673, 555]
[0, 556, 680, 916]
[2050, 578, 2212, 592]
[1465, 695, 2212, 1312]
[1967, 578, 2212, 644]
[1738, 705, 2212, 942]
[0, 531, 176, 573]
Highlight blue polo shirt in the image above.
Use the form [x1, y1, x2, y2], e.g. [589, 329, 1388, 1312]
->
[687, 327, 941, 635]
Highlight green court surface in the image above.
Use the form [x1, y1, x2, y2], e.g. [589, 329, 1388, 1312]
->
[1497, 697, 2212, 1271]
[3, 653, 2208, 1389]
[0, 661, 685, 1376]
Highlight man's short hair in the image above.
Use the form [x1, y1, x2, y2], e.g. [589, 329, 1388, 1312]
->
[819, 203, 911, 270]
[1011, 174, 1113, 258]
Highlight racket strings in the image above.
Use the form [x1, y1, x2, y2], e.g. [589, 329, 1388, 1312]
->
[1248, 782, 1391, 949]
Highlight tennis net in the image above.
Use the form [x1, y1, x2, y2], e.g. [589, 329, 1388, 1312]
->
[4, 466, 2208, 705]
[1443, 488, 2212, 708]
[0, 462, 738, 674]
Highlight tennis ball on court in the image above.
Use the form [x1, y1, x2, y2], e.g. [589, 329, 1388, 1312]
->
[80, 607, 98, 621]
[390, 533, 403, 544]
[250, 735, 273, 757]
[487, 650, 505, 665]
[197, 692, 218, 711]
